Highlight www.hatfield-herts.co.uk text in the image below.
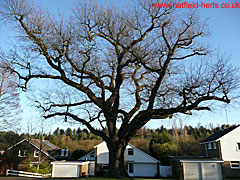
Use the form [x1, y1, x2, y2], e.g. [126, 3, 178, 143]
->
[153, 2, 240, 8]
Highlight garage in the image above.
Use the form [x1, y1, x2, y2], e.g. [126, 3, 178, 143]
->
[134, 163, 157, 177]
[180, 160, 223, 180]
[51, 161, 94, 178]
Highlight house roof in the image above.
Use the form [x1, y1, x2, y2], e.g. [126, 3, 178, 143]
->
[78, 150, 95, 161]
[200, 125, 239, 144]
[30, 139, 58, 152]
[180, 160, 224, 163]
[7, 138, 58, 160]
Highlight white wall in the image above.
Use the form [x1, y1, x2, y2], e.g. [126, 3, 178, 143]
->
[94, 142, 160, 177]
[220, 126, 240, 161]
[96, 142, 159, 164]
[96, 142, 109, 164]
[125, 145, 159, 163]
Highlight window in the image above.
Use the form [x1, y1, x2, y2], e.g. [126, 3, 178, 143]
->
[128, 149, 134, 156]
[237, 143, 240, 151]
[231, 161, 240, 169]
[213, 142, 217, 149]
[34, 151, 40, 157]
[60, 149, 69, 156]
[208, 143, 212, 150]
[18, 150, 27, 157]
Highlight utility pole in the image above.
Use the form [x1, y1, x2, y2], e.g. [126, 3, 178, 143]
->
[37, 120, 44, 172]
[225, 107, 229, 125]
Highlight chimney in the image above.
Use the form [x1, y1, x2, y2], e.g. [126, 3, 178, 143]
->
[221, 124, 227, 130]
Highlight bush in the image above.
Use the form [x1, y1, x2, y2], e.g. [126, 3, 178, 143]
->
[28, 160, 51, 174]
[153, 131, 173, 145]
[151, 143, 177, 165]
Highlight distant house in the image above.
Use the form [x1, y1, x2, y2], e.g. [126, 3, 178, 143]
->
[79, 141, 166, 177]
[5, 138, 69, 170]
[200, 125, 240, 178]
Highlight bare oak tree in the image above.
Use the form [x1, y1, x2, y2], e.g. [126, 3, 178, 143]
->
[1, 0, 238, 177]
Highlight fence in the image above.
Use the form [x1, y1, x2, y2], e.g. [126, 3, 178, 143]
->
[6, 169, 51, 178]
[160, 166, 173, 177]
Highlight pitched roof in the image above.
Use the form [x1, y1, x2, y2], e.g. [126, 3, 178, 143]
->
[78, 150, 95, 161]
[7, 138, 58, 160]
[200, 125, 239, 144]
[30, 139, 58, 152]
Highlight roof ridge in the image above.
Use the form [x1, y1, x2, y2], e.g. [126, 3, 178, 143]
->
[200, 125, 239, 144]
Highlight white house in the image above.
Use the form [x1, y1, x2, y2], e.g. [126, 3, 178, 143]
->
[79, 141, 165, 177]
[200, 125, 240, 178]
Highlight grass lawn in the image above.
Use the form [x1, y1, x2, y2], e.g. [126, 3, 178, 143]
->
[50, 178, 179, 180]
[136, 179, 179, 180]
[0, 178, 179, 180]
[71, 178, 179, 180]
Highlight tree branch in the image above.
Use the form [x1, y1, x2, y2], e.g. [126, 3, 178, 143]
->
[44, 112, 108, 141]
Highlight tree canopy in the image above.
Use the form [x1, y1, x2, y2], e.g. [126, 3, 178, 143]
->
[0, 0, 238, 177]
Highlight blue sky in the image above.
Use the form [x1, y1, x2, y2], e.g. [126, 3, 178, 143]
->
[0, 0, 239, 132]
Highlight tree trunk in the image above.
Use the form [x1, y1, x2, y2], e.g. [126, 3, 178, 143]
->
[105, 140, 129, 178]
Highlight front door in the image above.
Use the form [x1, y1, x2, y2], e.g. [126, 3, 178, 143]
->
[126, 163, 134, 177]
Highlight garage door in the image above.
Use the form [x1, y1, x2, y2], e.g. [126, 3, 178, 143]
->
[53, 164, 78, 177]
[182, 162, 222, 180]
[201, 162, 222, 180]
[183, 162, 200, 180]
